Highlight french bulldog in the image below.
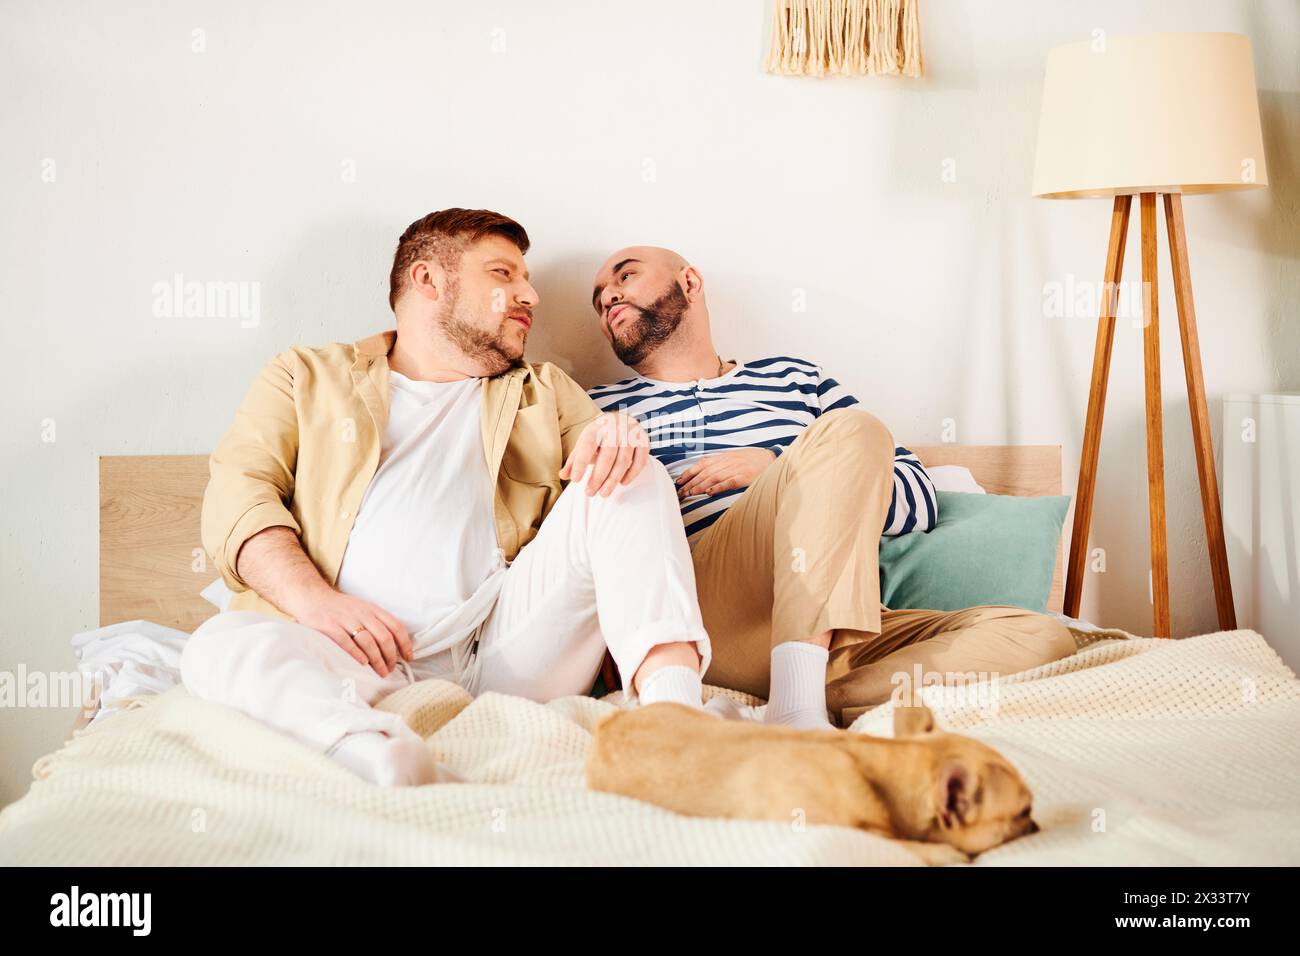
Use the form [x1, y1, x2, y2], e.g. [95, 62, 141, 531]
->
[585, 702, 1039, 865]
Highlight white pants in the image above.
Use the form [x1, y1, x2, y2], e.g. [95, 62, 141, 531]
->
[181, 460, 712, 756]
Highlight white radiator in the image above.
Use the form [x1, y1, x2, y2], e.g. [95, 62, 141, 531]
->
[1223, 393, 1300, 675]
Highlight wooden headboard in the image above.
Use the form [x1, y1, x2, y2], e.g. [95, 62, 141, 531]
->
[98, 446, 1065, 631]
[100, 455, 213, 633]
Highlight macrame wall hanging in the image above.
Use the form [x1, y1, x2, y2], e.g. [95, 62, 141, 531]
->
[765, 0, 923, 77]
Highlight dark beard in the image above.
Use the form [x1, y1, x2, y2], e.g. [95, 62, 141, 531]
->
[611, 282, 689, 366]
[436, 278, 519, 376]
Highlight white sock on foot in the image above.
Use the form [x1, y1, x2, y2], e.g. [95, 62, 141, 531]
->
[637, 664, 705, 710]
[764, 641, 834, 731]
[328, 731, 441, 786]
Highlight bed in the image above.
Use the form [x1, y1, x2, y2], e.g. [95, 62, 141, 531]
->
[2, 448, 1298, 866]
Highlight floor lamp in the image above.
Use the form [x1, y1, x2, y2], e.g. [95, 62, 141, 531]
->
[1031, 33, 1268, 637]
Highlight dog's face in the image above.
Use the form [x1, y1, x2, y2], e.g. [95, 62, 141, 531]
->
[893, 706, 1040, 855]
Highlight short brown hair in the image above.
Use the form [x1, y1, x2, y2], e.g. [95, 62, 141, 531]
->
[388, 208, 530, 310]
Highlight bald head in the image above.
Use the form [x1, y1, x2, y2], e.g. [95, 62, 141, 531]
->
[592, 247, 687, 307]
[591, 245, 708, 368]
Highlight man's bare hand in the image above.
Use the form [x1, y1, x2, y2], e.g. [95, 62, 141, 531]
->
[286, 587, 414, 677]
[675, 447, 777, 499]
[232, 526, 411, 677]
[558, 412, 651, 497]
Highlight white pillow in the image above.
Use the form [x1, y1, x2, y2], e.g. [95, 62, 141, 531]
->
[200, 577, 235, 612]
[926, 465, 986, 495]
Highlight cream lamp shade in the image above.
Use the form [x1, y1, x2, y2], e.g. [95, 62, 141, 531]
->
[1032, 32, 1268, 199]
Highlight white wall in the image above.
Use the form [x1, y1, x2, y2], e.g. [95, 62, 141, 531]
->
[2, 0, 1297, 805]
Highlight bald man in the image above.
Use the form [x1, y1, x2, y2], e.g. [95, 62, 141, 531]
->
[586, 247, 1076, 729]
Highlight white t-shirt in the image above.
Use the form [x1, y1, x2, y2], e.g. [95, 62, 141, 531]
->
[334, 370, 506, 672]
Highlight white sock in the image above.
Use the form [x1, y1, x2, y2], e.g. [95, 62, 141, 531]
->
[764, 641, 834, 731]
[636, 664, 705, 710]
[328, 730, 445, 787]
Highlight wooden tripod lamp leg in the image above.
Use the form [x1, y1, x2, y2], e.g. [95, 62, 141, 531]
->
[1163, 194, 1237, 630]
[1140, 193, 1172, 637]
[1064, 194, 1132, 618]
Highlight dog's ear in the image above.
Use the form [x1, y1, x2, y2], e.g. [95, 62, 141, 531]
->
[893, 705, 935, 738]
[935, 759, 977, 828]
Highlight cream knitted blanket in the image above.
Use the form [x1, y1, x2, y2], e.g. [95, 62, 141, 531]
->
[2, 628, 1298, 865]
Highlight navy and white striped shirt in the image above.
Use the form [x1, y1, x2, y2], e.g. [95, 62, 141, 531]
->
[588, 356, 937, 547]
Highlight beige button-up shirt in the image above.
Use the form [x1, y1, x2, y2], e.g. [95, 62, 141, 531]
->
[201, 328, 603, 622]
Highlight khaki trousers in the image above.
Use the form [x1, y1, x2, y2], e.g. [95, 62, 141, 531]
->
[691, 408, 1077, 726]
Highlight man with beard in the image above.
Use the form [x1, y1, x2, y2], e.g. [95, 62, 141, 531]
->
[182, 214, 717, 786]
[587, 246, 1076, 729]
